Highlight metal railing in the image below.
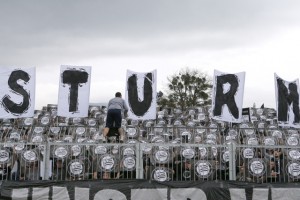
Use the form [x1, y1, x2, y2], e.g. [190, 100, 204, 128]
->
[1, 128, 300, 183]
[2, 105, 294, 183]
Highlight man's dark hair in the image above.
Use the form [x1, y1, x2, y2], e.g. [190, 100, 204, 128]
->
[115, 92, 122, 97]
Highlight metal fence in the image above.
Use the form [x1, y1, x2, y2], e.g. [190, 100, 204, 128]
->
[1, 124, 300, 183]
[0, 105, 299, 182]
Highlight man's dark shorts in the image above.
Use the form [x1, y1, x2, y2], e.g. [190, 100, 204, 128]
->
[106, 109, 122, 128]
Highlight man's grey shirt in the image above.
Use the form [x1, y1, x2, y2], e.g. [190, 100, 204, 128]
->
[107, 97, 128, 111]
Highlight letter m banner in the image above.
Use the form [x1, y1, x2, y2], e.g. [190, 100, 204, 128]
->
[275, 73, 300, 128]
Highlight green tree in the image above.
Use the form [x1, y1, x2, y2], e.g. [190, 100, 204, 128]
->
[158, 68, 212, 111]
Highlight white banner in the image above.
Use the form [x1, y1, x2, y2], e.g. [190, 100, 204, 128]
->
[57, 66, 91, 117]
[126, 69, 157, 120]
[0, 67, 35, 118]
[274, 73, 300, 128]
[211, 70, 245, 123]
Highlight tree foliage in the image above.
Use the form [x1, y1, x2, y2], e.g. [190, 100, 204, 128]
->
[158, 68, 212, 111]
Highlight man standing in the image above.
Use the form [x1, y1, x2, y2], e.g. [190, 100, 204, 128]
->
[103, 92, 128, 142]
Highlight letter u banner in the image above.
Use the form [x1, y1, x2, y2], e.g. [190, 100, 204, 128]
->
[211, 70, 245, 123]
[0, 67, 36, 118]
[274, 73, 300, 128]
[125, 69, 157, 120]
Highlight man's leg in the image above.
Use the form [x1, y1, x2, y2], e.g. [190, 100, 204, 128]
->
[102, 127, 109, 142]
[103, 110, 113, 142]
[118, 127, 125, 142]
[103, 127, 109, 137]
[111, 109, 124, 142]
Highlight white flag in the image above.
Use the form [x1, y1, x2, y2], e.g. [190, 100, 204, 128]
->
[0, 67, 35, 118]
[211, 70, 245, 123]
[57, 65, 91, 117]
[126, 69, 157, 120]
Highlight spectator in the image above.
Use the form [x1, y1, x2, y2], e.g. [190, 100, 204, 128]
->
[103, 92, 128, 142]
[102, 171, 111, 179]
[0, 163, 12, 180]
[52, 159, 66, 181]
[266, 158, 279, 182]
[174, 159, 195, 181]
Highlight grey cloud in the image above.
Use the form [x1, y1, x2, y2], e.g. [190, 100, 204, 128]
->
[1, 0, 300, 66]
[2, 1, 300, 37]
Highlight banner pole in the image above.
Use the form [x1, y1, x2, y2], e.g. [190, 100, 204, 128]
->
[229, 142, 236, 181]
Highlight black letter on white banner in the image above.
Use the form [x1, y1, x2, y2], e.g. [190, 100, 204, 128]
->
[277, 78, 300, 123]
[213, 74, 239, 119]
[127, 73, 153, 116]
[62, 70, 88, 112]
[2, 70, 30, 114]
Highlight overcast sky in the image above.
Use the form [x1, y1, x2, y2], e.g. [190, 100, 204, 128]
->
[1, 0, 300, 110]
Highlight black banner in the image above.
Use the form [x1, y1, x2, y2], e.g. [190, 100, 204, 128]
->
[1, 180, 300, 200]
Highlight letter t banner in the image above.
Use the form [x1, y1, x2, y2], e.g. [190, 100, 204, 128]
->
[57, 66, 91, 117]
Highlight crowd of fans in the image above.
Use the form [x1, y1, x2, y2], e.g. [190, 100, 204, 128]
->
[0, 104, 300, 183]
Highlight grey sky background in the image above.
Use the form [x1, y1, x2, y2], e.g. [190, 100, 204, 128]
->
[1, 1, 300, 110]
